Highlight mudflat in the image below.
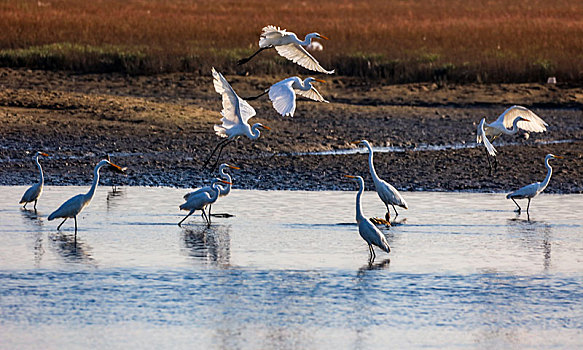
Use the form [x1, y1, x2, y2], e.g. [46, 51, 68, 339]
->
[1, 68, 581, 193]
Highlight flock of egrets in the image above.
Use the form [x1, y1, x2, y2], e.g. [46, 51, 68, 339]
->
[18, 26, 563, 262]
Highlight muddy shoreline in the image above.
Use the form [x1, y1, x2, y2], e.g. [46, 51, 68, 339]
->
[1, 68, 581, 193]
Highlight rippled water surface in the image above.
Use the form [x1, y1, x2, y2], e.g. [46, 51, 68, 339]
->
[1, 186, 582, 349]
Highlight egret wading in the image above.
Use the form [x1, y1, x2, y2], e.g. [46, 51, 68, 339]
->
[48, 159, 124, 239]
[246, 76, 329, 118]
[19, 151, 49, 211]
[178, 179, 232, 227]
[344, 175, 391, 263]
[352, 140, 408, 220]
[203, 68, 270, 169]
[506, 154, 563, 216]
[184, 163, 239, 215]
[238, 25, 335, 74]
[476, 105, 548, 173]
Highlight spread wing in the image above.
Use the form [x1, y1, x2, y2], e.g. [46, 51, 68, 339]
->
[268, 79, 297, 117]
[212, 67, 256, 127]
[274, 44, 335, 74]
[296, 86, 329, 103]
[259, 25, 288, 47]
[477, 118, 497, 156]
[495, 105, 548, 133]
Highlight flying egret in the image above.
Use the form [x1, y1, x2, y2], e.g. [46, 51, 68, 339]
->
[477, 105, 548, 172]
[178, 179, 232, 227]
[352, 140, 408, 220]
[203, 67, 270, 169]
[247, 76, 329, 117]
[184, 163, 239, 215]
[344, 175, 391, 263]
[19, 151, 50, 211]
[507, 154, 563, 216]
[48, 159, 124, 239]
[237, 25, 335, 74]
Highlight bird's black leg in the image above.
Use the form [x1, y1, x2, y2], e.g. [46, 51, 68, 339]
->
[493, 156, 499, 172]
[178, 210, 195, 227]
[57, 218, 67, 230]
[203, 138, 231, 169]
[511, 198, 521, 213]
[23, 202, 28, 209]
[33, 200, 37, 211]
[392, 204, 399, 218]
[74, 216, 78, 242]
[211, 139, 234, 170]
[385, 204, 391, 222]
[245, 90, 269, 101]
[526, 198, 531, 216]
[237, 46, 270, 65]
[201, 210, 210, 226]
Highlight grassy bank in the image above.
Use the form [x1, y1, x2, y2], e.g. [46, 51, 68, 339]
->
[1, 0, 581, 82]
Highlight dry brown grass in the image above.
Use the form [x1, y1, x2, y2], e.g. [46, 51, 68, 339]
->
[1, 0, 582, 82]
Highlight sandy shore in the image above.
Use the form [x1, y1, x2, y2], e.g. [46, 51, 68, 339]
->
[0, 68, 581, 193]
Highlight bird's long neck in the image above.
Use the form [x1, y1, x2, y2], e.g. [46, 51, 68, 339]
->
[298, 33, 316, 46]
[540, 157, 553, 191]
[364, 142, 380, 183]
[299, 79, 312, 91]
[220, 172, 232, 193]
[35, 155, 44, 185]
[85, 164, 104, 200]
[355, 178, 366, 222]
[249, 124, 261, 140]
[209, 182, 222, 201]
[507, 118, 522, 135]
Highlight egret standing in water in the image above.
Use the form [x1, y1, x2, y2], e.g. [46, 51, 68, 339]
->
[352, 140, 408, 220]
[476, 105, 548, 172]
[179, 179, 232, 227]
[238, 25, 334, 74]
[203, 68, 270, 169]
[247, 76, 329, 117]
[184, 163, 239, 215]
[507, 154, 563, 216]
[20, 151, 50, 211]
[344, 175, 391, 263]
[48, 159, 124, 239]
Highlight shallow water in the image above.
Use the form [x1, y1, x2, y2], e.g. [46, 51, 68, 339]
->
[1, 186, 582, 349]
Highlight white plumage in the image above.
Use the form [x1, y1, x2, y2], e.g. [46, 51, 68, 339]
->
[267, 76, 329, 117]
[19, 151, 49, 210]
[184, 163, 239, 201]
[239, 25, 335, 74]
[507, 154, 563, 215]
[48, 159, 123, 238]
[345, 175, 391, 262]
[179, 179, 231, 226]
[476, 105, 548, 155]
[353, 140, 408, 219]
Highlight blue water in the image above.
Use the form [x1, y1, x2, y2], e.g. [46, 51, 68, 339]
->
[1, 187, 582, 349]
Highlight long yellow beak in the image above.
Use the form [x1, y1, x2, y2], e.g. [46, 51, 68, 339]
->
[343, 175, 356, 179]
[40, 152, 49, 156]
[554, 155, 565, 159]
[220, 180, 233, 185]
[350, 140, 362, 145]
[318, 35, 329, 40]
[262, 125, 271, 130]
[228, 165, 241, 170]
[314, 79, 326, 84]
[109, 162, 125, 172]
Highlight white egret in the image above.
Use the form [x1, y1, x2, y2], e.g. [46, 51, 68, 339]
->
[48, 159, 124, 238]
[247, 76, 329, 117]
[237, 25, 335, 74]
[344, 175, 391, 263]
[203, 67, 270, 169]
[477, 105, 548, 172]
[507, 154, 563, 216]
[178, 179, 231, 227]
[19, 151, 49, 210]
[184, 163, 239, 215]
[352, 140, 408, 220]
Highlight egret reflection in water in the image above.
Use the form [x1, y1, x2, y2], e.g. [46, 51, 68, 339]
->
[49, 232, 95, 265]
[507, 217, 553, 270]
[181, 224, 231, 266]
